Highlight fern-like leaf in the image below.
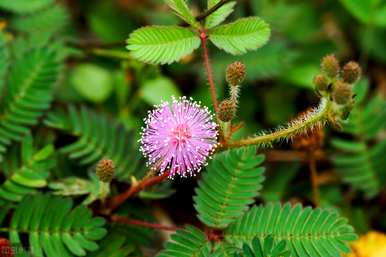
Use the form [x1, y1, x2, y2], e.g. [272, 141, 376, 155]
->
[0, 0, 53, 13]
[10, 4, 70, 37]
[332, 81, 386, 198]
[9, 194, 107, 257]
[209, 17, 270, 55]
[225, 202, 357, 257]
[0, 134, 55, 203]
[235, 236, 290, 257]
[44, 106, 144, 181]
[0, 48, 60, 161]
[205, 0, 236, 29]
[127, 26, 200, 65]
[157, 226, 211, 257]
[165, 0, 199, 27]
[194, 147, 265, 229]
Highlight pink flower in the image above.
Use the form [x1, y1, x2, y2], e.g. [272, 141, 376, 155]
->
[140, 97, 218, 177]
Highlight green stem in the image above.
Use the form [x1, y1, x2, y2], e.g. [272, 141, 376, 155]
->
[91, 48, 131, 60]
[225, 98, 332, 149]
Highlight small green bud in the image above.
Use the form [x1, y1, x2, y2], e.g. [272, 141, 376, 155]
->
[218, 99, 236, 122]
[313, 73, 329, 92]
[321, 54, 340, 78]
[342, 61, 361, 84]
[332, 81, 353, 105]
[226, 61, 246, 86]
[96, 159, 115, 183]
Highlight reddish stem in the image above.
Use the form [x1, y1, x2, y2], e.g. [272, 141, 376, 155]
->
[111, 215, 179, 232]
[200, 30, 219, 113]
[108, 171, 170, 212]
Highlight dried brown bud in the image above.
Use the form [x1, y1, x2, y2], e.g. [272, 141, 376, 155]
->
[313, 73, 329, 92]
[332, 81, 353, 105]
[218, 99, 236, 122]
[226, 61, 246, 86]
[342, 61, 361, 84]
[96, 159, 115, 183]
[321, 54, 340, 78]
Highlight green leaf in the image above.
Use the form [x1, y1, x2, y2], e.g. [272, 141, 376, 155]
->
[164, 0, 199, 27]
[127, 25, 200, 65]
[339, 0, 386, 27]
[70, 64, 114, 103]
[157, 226, 211, 257]
[194, 147, 265, 229]
[225, 202, 357, 257]
[205, 0, 236, 29]
[0, 48, 61, 161]
[9, 194, 107, 257]
[237, 236, 291, 257]
[10, 4, 70, 37]
[332, 81, 386, 198]
[44, 106, 145, 181]
[140, 76, 181, 105]
[0, 0, 53, 13]
[0, 135, 55, 203]
[209, 17, 270, 55]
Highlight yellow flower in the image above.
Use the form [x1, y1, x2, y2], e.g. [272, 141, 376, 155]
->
[346, 231, 386, 257]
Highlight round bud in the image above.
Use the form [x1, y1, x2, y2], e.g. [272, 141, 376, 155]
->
[0, 238, 13, 257]
[332, 81, 353, 105]
[96, 159, 115, 183]
[313, 73, 329, 92]
[226, 61, 246, 86]
[321, 54, 340, 78]
[342, 61, 361, 84]
[218, 99, 236, 122]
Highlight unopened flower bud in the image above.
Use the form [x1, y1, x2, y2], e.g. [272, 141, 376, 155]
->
[342, 61, 361, 84]
[226, 61, 246, 86]
[96, 159, 115, 183]
[0, 238, 13, 257]
[321, 54, 339, 78]
[218, 99, 236, 122]
[332, 81, 353, 105]
[313, 73, 329, 92]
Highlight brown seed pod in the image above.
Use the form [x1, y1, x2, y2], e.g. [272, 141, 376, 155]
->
[332, 80, 353, 105]
[342, 61, 361, 84]
[321, 54, 340, 78]
[217, 99, 236, 122]
[313, 73, 329, 92]
[226, 61, 246, 86]
[96, 159, 115, 183]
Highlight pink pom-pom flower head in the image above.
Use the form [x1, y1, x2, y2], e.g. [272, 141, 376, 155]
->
[140, 97, 218, 177]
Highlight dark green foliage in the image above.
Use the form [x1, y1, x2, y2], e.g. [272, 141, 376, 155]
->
[0, 134, 55, 203]
[194, 147, 265, 229]
[332, 81, 386, 197]
[157, 226, 211, 257]
[44, 106, 145, 181]
[234, 236, 290, 257]
[0, 48, 61, 161]
[225, 202, 357, 257]
[8, 194, 107, 257]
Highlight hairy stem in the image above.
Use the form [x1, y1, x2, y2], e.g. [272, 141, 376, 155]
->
[224, 98, 332, 149]
[200, 31, 219, 113]
[111, 215, 179, 232]
[196, 0, 232, 21]
[108, 170, 170, 212]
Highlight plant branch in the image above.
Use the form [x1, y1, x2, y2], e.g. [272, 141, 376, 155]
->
[200, 31, 219, 113]
[309, 152, 321, 206]
[222, 98, 332, 150]
[196, 0, 232, 22]
[111, 215, 179, 232]
[108, 170, 170, 212]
